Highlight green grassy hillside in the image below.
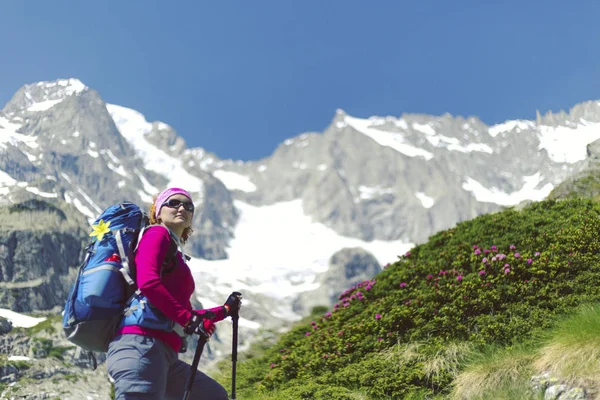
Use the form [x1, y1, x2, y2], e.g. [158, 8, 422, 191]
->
[214, 199, 600, 399]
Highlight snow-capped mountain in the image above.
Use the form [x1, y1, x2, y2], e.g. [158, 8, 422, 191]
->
[1, 78, 600, 335]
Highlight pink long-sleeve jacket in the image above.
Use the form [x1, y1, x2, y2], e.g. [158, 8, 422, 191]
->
[115, 225, 227, 352]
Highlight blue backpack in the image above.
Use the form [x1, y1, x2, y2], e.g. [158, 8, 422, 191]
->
[62, 202, 178, 355]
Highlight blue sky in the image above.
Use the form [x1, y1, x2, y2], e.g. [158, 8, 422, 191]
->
[1, 1, 599, 161]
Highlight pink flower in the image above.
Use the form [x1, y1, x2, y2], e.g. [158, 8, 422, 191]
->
[457, 275, 463, 281]
[514, 252, 521, 259]
[405, 251, 411, 257]
[399, 282, 407, 288]
[491, 245, 497, 251]
[375, 314, 382, 320]
[527, 259, 532, 265]
[504, 268, 510, 274]
[504, 263, 510, 268]
[305, 332, 311, 336]
[377, 337, 383, 342]
[491, 257, 497, 262]
[510, 245, 516, 250]
[270, 363, 277, 368]
[484, 249, 490, 254]
[473, 245, 479, 249]
[482, 257, 488, 263]
[478, 270, 486, 276]
[498, 254, 506, 260]
[427, 274, 433, 279]
[534, 252, 540, 257]
[474, 249, 481, 255]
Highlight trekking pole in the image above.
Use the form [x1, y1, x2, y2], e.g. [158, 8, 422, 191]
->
[231, 296, 241, 400]
[183, 312, 214, 400]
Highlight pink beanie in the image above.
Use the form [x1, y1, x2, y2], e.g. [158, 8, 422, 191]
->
[154, 187, 193, 219]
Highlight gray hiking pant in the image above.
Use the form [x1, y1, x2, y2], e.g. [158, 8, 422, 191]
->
[107, 334, 228, 400]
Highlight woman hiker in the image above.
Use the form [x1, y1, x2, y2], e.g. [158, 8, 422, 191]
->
[106, 187, 241, 399]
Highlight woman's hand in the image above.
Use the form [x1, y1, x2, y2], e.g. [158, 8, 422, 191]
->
[223, 292, 242, 316]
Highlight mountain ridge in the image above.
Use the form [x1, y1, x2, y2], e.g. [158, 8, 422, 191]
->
[2, 77, 600, 328]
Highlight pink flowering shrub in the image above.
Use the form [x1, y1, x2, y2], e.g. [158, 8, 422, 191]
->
[226, 199, 600, 399]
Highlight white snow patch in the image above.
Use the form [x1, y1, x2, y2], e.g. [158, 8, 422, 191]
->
[137, 190, 153, 204]
[107, 163, 127, 177]
[106, 104, 204, 195]
[135, 169, 159, 199]
[0, 308, 46, 328]
[292, 162, 308, 169]
[87, 149, 99, 158]
[0, 170, 17, 185]
[345, 115, 434, 160]
[412, 123, 436, 136]
[258, 165, 268, 172]
[415, 192, 434, 208]
[317, 164, 328, 171]
[60, 173, 72, 184]
[8, 356, 31, 361]
[65, 191, 96, 220]
[77, 187, 102, 214]
[0, 116, 38, 150]
[21, 150, 37, 163]
[394, 119, 408, 129]
[101, 149, 121, 164]
[25, 187, 57, 198]
[36, 78, 87, 94]
[27, 99, 63, 112]
[358, 186, 394, 200]
[425, 133, 493, 154]
[537, 123, 600, 163]
[188, 200, 412, 305]
[462, 173, 553, 206]
[213, 170, 257, 192]
[156, 122, 170, 130]
[73, 131, 80, 137]
[489, 120, 535, 137]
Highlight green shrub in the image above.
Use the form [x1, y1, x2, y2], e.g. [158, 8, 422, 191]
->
[227, 199, 600, 398]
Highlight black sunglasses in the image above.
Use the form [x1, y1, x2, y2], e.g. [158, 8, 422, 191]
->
[163, 199, 195, 212]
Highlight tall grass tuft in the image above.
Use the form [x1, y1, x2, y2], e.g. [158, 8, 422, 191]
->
[534, 303, 600, 395]
[450, 344, 537, 400]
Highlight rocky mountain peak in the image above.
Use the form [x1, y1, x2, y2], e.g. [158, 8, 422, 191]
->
[3, 78, 88, 115]
[145, 121, 188, 156]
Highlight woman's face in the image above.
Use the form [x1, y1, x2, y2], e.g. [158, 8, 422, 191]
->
[158, 194, 194, 236]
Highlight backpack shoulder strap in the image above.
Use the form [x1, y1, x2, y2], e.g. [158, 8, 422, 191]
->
[161, 235, 179, 276]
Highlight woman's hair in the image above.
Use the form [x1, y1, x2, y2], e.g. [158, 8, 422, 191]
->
[149, 197, 193, 244]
